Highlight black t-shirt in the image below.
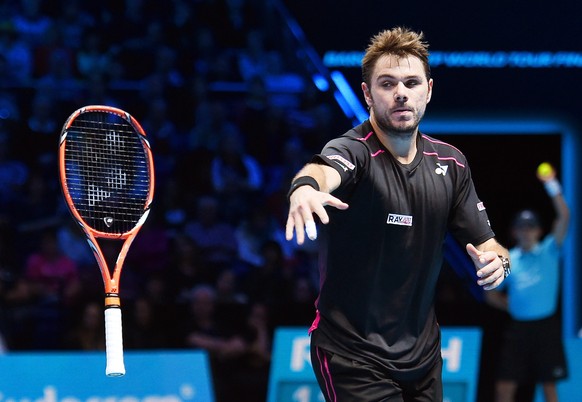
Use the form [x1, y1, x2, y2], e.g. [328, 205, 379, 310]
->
[310, 120, 494, 380]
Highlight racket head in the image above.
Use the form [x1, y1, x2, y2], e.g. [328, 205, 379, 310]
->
[59, 105, 155, 239]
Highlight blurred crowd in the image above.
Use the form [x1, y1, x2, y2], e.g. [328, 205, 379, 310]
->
[0, 0, 342, 400]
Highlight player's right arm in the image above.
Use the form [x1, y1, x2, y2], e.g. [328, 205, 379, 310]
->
[285, 163, 348, 245]
[537, 166, 570, 246]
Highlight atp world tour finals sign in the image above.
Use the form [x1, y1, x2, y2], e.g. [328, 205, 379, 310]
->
[267, 327, 482, 402]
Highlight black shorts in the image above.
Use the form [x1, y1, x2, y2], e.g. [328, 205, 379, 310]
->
[496, 315, 568, 383]
[311, 345, 443, 402]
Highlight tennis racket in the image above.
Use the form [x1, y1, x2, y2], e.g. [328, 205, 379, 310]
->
[58, 105, 155, 376]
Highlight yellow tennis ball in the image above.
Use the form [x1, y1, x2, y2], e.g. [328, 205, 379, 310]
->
[537, 162, 554, 178]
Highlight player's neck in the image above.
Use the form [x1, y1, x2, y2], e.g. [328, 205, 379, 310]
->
[372, 123, 418, 164]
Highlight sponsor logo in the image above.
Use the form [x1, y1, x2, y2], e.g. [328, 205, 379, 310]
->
[387, 213, 413, 226]
[0, 384, 199, 402]
[477, 202, 486, 211]
[328, 155, 355, 172]
[435, 163, 448, 176]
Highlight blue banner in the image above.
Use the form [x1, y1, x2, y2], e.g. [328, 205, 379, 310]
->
[267, 327, 482, 402]
[0, 350, 215, 402]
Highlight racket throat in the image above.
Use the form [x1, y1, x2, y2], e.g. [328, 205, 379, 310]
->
[105, 293, 121, 308]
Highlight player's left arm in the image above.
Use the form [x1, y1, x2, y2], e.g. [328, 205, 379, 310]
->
[466, 238, 509, 290]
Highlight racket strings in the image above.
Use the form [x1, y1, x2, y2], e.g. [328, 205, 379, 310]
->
[63, 113, 152, 234]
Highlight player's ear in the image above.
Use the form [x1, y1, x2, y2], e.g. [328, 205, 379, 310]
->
[361, 82, 372, 107]
[426, 78, 433, 104]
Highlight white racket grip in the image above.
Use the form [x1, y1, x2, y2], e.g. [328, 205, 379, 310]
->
[104, 307, 126, 376]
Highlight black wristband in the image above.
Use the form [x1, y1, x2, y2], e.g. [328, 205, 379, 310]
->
[287, 176, 320, 202]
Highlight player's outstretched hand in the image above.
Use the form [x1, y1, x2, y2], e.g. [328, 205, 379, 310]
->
[286, 185, 348, 245]
[465, 243, 505, 290]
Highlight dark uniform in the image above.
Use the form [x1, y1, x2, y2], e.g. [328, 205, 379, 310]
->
[309, 120, 494, 401]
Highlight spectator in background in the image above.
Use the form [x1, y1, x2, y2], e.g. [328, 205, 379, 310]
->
[22, 92, 60, 169]
[75, 29, 112, 80]
[262, 135, 312, 223]
[188, 99, 239, 153]
[183, 195, 239, 273]
[236, 74, 289, 167]
[486, 164, 569, 402]
[32, 23, 75, 79]
[190, 26, 219, 77]
[287, 81, 334, 152]
[242, 239, 294, 306]
[0, 126, 29, 211]
[139, 96, 182, 183]
[276, 275, 318, 328]
[0, 23, 33, 85]
[180, 284, 247, 402]
[237, 29, 277, 83]
[214, 267, 249, 352]
[23, 229, 81, 305]
[35, 42, 83, 107]
[166, 234, 212, 302]
[164, 0, 198, 59]
[22, 228, 81, 349]
[11, 0, 53, 48]
[0, 93, 22, 128]
[157, 176, 188, 234]
[236, 206, 290, 269]
[150, 45, 185, 88]
[53, 0, 96, 51]
[215, 267, 247, 306]
[63, 299, 105, 351]
[55, 219, 101, 299]
[14, 171, 62, 263]
[180, 284, 243, 351]
[125, 210, 171, 287]
[124, 296, 169, 349]
[204, 0, 261, 49]
[82, 74, 121, 109]
[226, 301, 272, 402]
[210, 129, 263, 223]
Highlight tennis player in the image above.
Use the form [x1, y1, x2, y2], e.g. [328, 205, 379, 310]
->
[285, 27, 510, 401]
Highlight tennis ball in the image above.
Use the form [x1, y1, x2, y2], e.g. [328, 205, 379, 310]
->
[537, 162, 554, 179]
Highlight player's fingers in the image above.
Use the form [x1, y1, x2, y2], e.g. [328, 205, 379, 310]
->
[294, 214, 306, 244]
[286, 212, 307, 244]
[298, 201, 319, 240]
[305, 219, 317, 240]
[322, 194, 349, 211]
[476, 259, 503, 286]
[480, 268, 505, 290]
[285, 215, 295, 241]
[310, 201, 330, 225]
[465, 243, 482, 264]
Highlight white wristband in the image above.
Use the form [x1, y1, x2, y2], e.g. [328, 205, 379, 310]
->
[544, 179, 562, 197]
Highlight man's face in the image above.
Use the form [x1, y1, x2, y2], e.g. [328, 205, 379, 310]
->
[512, 224, 543, 250]
[362, 54, 433, 136]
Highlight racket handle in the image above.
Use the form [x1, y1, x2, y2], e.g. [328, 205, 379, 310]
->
[104, 306, 126, 376]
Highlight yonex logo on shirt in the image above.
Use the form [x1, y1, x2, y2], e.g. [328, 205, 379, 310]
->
[387, 213, 413, 226]
[435, 163, 448, 176]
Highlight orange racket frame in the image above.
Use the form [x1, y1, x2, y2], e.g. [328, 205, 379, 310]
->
[58, 105, 155, 376]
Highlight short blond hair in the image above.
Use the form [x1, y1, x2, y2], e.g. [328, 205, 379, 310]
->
[361, 27, 430, 85]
